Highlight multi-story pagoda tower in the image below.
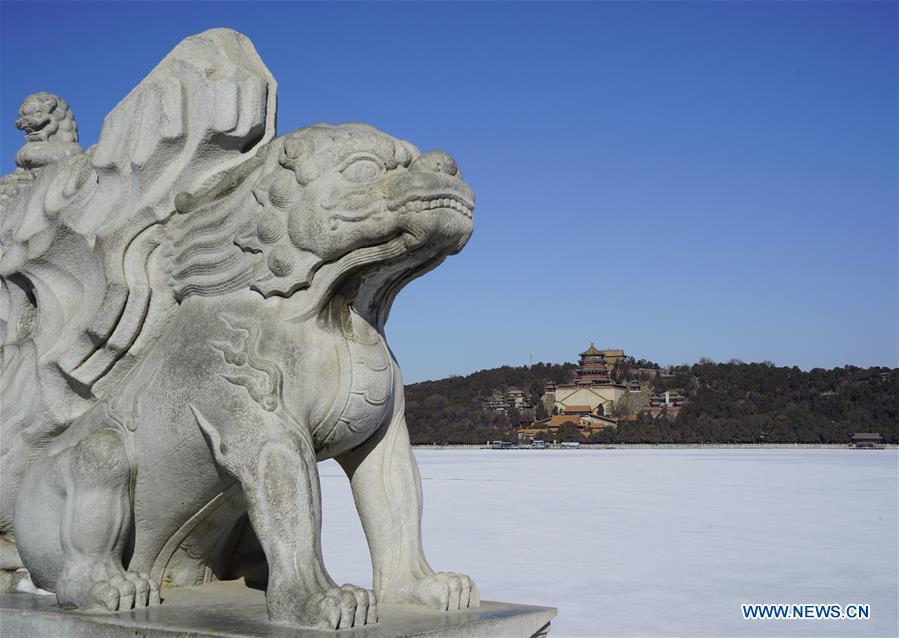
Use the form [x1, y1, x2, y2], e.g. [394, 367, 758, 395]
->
[576, 342, 610, 384]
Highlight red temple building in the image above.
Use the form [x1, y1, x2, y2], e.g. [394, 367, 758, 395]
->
[575, 343, 611, 385]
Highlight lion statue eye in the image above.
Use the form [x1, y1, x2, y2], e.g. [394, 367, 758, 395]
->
[340, 156, 385, 183]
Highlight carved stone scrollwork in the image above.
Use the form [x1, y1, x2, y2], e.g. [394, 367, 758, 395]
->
[210, 314, 282, 412]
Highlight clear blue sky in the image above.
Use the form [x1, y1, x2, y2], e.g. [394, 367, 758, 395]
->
[2, 1, 896, 382]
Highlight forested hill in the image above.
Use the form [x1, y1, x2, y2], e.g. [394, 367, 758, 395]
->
[404, 362, 574, 444]
[404, 361, 898, 444]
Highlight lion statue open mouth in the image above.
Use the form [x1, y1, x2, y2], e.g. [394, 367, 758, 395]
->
[0, 29, 477, 629]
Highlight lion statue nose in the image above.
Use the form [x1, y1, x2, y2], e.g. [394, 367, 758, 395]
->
[412, 150, 459, 177]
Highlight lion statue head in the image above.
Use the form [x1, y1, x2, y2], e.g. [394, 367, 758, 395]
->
[15, 92, 78, 143]
[168, 123, 474, 324]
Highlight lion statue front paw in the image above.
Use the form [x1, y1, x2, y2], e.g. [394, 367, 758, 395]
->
[385, 572, 480, 612]
[303, 584, 378, 629]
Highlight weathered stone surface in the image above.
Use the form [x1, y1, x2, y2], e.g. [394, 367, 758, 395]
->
[0, 27, 511, 633]
[0, 581, 557, 637]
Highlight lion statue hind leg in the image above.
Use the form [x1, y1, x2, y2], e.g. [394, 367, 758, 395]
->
[14, 427, 159, 611]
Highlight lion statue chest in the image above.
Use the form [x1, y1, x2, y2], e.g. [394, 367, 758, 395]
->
[106, 290, 396, 460]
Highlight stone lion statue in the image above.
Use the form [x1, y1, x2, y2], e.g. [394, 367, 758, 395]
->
[0, 29, 476, 629]
[14, 91, 83, 170]
[0, 92, 84, 210]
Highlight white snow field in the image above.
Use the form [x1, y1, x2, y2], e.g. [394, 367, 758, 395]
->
[319, 449, 897, 638]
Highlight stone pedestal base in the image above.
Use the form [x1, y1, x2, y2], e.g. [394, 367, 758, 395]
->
[0, 580, 556, 637]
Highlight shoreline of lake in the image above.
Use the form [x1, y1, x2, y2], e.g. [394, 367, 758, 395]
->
[413, 443, 899, 450]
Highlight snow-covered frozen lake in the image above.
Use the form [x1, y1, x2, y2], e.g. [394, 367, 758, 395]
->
[319, 449, 897, 637]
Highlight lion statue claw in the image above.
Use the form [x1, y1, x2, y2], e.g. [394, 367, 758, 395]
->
[0, 29, 476, 629]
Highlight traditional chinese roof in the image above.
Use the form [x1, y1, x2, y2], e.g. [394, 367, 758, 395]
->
[549, 415, 584, 427]
[579, 342, 603, 356]
[562, 405, 593, 414]
[582, 414, 619, 426]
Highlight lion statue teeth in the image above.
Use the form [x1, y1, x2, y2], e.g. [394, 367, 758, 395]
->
[0, 28, 477, 629]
